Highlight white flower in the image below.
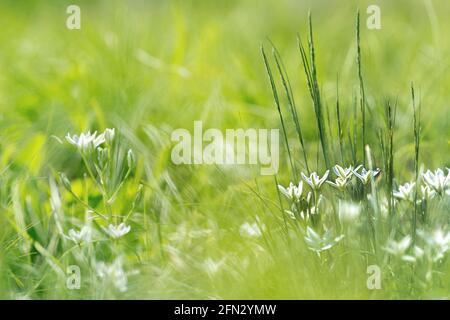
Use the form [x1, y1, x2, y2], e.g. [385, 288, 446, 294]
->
[432, 229, 450, 248]
[278, 181, 303, 201]
[104, 223, 131, 239]
[413, 246, 425, 258]
[421, 185, 436, 200]
[393, 182, 416, 202]
[384, 235, 411, 256]
[203, 258, 224, 276]
[66, 130, 105, 153]
[338, 201, 361, 223]
[353, 167, 380, 185]
[418, 228, 450, 262]
[422, 168, 450, 195]
[301, 170, 330, 191]
[104, 128, 115, 145]
[326, 177, 349, 191]
[333, 165, 359, 180]
[304, 227, 344, 253]
[96, 258, 128, 292]
[402, 246, 424, 263]
[67, 226, 91, 244]
[239, 222, 263, 238]
[431, 229, 450, 260]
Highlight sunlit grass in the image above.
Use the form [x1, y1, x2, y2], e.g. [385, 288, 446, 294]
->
[0, 0, 448, 299]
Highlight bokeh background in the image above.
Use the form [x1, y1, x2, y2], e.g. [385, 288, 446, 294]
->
[0, 0, 448, 298]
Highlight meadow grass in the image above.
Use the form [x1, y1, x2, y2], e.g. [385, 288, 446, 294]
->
[0, 0, 449, 299]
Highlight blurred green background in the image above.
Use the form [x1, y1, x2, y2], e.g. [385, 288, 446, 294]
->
[0, 0, 448, 299]
[1, 0, 448, 173]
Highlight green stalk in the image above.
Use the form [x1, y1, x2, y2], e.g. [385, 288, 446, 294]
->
[356, 10, 367, 165]
[336, 77, 344, 163]
[271, 44, 310, 174]
[261, 45, 298, 181]
[365, 145, 378, 255]
[297, 13, 330, 169]
[411, 83, 421, 243]
[385, 100, 397, 232]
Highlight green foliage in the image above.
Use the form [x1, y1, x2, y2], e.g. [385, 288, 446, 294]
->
[0, 0, 448, 299]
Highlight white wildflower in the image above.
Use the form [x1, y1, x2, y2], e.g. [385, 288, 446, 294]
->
[418, 229, 450, 262]
[384, 235, 411, 256]
[67, 226, 91, 244]
[278, 181, 303, 202]
[393, 182, 416, 202]
[431, 229, 450, 261]
[422, 168, 450, 195]
[326, 177, 349, 191]
[353, 167, 380, 185]
[402, 246, 425, 263]
[96, 258, 128, 292]
[421, 185, 436, 200]
[301, 170, 330, 191]
[66, 130, 105, 153]
[332, 165, 359, 180]
[104, 223, 131, 239]
[239, 222, 264, 238]
[304, 227, 344, 253]
[203, 258, 224, 277]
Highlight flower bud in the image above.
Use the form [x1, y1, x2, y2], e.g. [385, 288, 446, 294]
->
[127, 149, 135, 169]
[104, 128, 115, 145]
[59, 172, 72, 191]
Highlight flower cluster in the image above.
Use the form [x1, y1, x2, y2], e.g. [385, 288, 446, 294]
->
[67, 226, 91, 244]
[66, 130, 107, 154]
[385, 229, 450, 264]
[96, 258, 128, 292]
[394, 168, 450, 202]
[278, 164, 380, 222]
[277, 164, 449, 265]
[423, 168, 450, 196]
[278, 164, 382, 253]
[59, 128, 142, 294]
